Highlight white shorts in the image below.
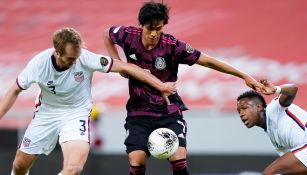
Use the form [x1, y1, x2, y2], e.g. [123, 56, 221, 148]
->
[292, 144, 307, 167]
[19, 111, 91, 155]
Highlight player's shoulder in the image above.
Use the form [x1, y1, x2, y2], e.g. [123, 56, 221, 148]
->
[123, 26, 142, 35]
[161, 33, 177, 45]
[34, 48, 53, 59]
[79, 48, 98, 60]
[78, 48, 102, 63]
[30, 48, 53, 65]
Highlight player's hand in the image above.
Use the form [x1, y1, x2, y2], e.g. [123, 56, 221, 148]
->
[259, 79, 277, 95]
[119, 72, 129, 78]
[243, 75, 264, 93]
[161, 82, 177, 105]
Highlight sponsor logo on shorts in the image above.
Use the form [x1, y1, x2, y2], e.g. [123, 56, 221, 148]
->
[73, 71, 84, 82]
[23, 137, 31, 147]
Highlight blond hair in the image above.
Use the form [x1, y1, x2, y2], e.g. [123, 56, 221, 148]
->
[52, 28, 83, 55]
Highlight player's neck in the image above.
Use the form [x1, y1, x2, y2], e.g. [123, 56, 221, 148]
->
[141, 38, 159, 50]
[52, 54, 68, 71]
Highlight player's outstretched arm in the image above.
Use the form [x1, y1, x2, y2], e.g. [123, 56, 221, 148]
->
[260, 79, 298, 107]
[103, 28, 129, 78]
[103, 28, 121, 61]
[196, 53, 264, 91]
[0, 83, 22, 119]
[110, 59, 176, 102]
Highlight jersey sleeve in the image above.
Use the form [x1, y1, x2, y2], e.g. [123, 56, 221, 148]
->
[108, 26, 126, 47]
[266, 97, 286, 121]
[175, 40, 201, 66]
[81, 49, 113, 73]
[17, 56, 39, 90]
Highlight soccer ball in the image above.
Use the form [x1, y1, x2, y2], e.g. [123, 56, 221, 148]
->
[147, 128, 179, 160]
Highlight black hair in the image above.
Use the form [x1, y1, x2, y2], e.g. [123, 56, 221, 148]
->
[237, 90, 267, 109]
[138, 1, 169, 27]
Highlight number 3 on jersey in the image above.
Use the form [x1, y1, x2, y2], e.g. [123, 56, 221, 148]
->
[48, 85, 56, 94]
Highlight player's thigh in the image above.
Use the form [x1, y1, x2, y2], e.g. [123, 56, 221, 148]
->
[59, 115, 90, 166]
[160, 113, 187, 147]
[13, 149, 38, 169]
[59, 115, 90, 145]
[124, 117, 152, 155]
[19, 117, 60, 155]
[60, 140, 90, 167]
[264, 152, 307, 174]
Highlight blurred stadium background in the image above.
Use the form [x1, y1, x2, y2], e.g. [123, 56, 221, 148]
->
[0, 0, 306, 174]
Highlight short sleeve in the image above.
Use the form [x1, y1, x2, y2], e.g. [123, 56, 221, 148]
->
[108, 26, 126, 47]
[81, 49, 113, 73]
[17, 57, 39, 90]
[266, 97, 286, 121]
[175, 40, 201, 66]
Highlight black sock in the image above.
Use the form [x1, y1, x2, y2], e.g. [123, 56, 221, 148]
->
[170, 159, 189, 175]
[129, 165, 146, 175]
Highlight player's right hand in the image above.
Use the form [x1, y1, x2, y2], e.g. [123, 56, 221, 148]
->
[161, 82, 177, 105]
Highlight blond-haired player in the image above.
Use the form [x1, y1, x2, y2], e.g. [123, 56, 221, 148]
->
[0, 27, 176, 175]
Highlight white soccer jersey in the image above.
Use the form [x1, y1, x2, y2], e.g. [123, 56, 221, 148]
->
[265, 97, 307, 156]
[17, 48, 113, 115]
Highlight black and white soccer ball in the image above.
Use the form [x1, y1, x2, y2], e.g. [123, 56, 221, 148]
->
[147, 128, 179, 160]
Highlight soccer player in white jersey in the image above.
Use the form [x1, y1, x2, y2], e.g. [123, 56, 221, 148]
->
[0, 27, 176, 175]
[237, 79, 307, 174]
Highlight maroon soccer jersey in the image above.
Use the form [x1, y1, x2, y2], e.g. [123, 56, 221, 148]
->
[109, 26, 201, 117]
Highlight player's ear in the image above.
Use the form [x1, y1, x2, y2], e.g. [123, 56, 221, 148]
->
[256, 102, 263, 112]
[54, 51, 60, 57]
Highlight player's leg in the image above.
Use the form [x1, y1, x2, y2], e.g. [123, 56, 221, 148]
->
[263, 151, 307, 174]
[11, 149, 38, 175]
[58, 115, 91, 175]
[169, 147, 189, 175]
[60, 140, 90, 175]
[128, 150, 148, 175]
[163, 112, 189, 175]
[125, 116, 152, 175]
[13, 115, 60, 175]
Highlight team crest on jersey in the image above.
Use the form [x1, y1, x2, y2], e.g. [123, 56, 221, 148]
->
[186, 43, 194, 53]
[155, 57, 166, 70]
[22, 137, 31, 147]
[73, 71, 84, 82]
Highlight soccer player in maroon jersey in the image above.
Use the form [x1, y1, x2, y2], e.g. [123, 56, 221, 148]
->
[103, 2, 264, 175]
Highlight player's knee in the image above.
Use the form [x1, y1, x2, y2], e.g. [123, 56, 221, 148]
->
[64, 164, 84, 175]
[12, 160, 29, 174]
[128, 150, 147, 166]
